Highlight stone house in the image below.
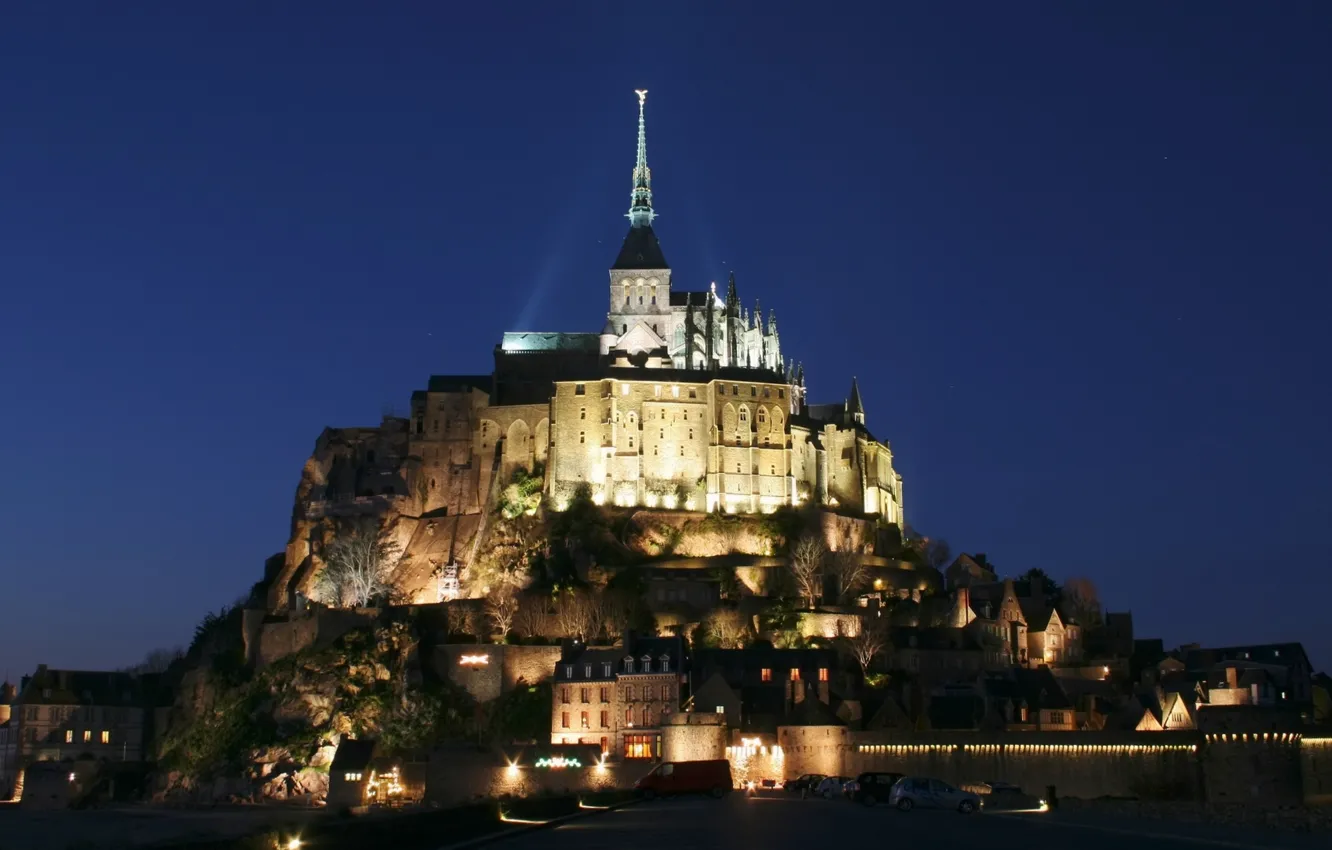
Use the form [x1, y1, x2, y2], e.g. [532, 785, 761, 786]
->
[1182, 643, 1313, 707]
[944, 553, 997, 589]
[0, 667, 160, 800]
[550, 637, 683, 761]
[689, 648, 838, 732]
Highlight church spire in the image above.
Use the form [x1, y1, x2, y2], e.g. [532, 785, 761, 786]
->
[628, 89, 654, 227]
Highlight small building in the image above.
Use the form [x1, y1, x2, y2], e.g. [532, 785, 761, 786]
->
[551, 636, 684, 761]
[327, 738, 376, 811]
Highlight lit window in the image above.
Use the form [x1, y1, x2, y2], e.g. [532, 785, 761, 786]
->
[789, 668, 801, 682]
[625, 707, 633, 725]
[65, 730, 73, 743]
[581, 712, 589, 730]
[83, 730, 91, 743]
[818, 668, 829, 682]
[624, 734, 655, 759]
[716, 705, 725, 714]
[761, 668, 772, 682]
[622, 384, 630, 396]
[600, 710, 608, 727]
[672, 385, 680, 398]
[100, 731, 109, 744]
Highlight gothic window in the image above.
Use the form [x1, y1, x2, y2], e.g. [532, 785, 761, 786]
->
[639, 295, 643, 305]
[739, 407, 748, 423]
[758, 408, 766, 424]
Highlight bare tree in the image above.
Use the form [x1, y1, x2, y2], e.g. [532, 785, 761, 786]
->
[121, 646, 184, 674]
[704, 609, 750, 648]
[828, 549, 869, 605]
[312, 518, 401, 607]
[513, 592, 551, 638]
[844, 619, 888, 678]
[788, 534, 827, 609]
[552, 586, 604, 641]
[486, 588, 519, 641]
[922, 538, 952, 571]
[1062, 576, 1102, 626]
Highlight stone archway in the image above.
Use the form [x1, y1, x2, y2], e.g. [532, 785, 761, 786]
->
[505, 419, 532, 473]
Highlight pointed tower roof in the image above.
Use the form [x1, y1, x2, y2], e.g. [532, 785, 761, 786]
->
[614, 90, 669, 270]
[848, 377, 865, 417]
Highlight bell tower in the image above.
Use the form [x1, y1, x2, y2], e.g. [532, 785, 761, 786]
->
[606, 90, 671, 349]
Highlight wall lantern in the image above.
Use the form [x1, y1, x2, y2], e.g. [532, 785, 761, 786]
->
[535, 756, 582, 769]
[459, 654, 489, 666]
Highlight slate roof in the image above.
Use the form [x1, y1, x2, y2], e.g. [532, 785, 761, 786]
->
[613, 225, 669, 270]
[17, 667, 154, 707]
[331, 738, 377, 772]
[1018, 600, 1056, 631]
[499, 333, 602, 353]
[1183, 643, 1311, 672]
[423, 374, 493, 393]
[928, 695, 985, 731]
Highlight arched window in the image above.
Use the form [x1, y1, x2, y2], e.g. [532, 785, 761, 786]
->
[739, 407, 749, 423]
[758, 408, 767, 424]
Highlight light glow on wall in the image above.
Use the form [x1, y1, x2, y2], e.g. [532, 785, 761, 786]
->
[459, 654, 489, 666]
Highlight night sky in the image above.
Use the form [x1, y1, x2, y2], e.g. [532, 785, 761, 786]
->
[2, 2, 1329, 680]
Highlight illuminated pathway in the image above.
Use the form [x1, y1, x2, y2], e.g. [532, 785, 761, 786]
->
[487, 793, 1328, 850]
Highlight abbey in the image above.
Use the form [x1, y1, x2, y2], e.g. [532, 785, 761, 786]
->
[406, 92, 904, 522]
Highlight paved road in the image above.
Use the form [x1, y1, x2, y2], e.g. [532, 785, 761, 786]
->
[493, 793, 1329, 850]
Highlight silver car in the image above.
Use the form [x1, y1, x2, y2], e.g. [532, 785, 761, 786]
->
[888, 776, 982, 814]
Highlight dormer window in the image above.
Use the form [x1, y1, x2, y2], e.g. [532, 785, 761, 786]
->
[565, 665, 573, 678]
[660, 654, 671, 673]
[641, 655, 652, 673]
[603, 662, 612, 677]
[624, 657, 634, 674]
[585, 664, 592, 677]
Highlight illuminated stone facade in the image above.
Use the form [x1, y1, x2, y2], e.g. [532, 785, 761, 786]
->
[550, 638, 683, 761]
[414, 94, 905, 522]
[269, 93, 905, 609]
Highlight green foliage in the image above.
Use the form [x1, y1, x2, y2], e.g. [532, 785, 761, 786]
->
[484, 681, 553, 744]
[709, 565, 741, 601]
[758, 597, 805, 648]
[758, 506, 808, 554]
[498, 468, 544, 519]
[864, 673, 891, 689]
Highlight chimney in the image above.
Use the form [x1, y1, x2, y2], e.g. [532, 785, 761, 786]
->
[1225, 666, 1239, 689]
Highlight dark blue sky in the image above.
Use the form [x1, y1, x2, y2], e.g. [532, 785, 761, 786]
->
[3, 2, 1329, 679]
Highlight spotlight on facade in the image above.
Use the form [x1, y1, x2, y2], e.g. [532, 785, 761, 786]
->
[287, 839, 303, 850]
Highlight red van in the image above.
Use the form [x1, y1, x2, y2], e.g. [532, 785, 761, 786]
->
[635, 759, 733, 799]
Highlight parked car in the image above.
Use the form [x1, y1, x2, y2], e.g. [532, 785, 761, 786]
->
[635, 760, 733, 799]
[784, 774, 826, 794]
[960, 781, 1044, 811]
[888, 776, 983, 814]
[848, 771, 905, 806]
[814, 775, 852, 799]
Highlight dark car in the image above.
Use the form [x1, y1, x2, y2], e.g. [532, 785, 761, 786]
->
[849, 771, 904, 806]
[784, 773, 825, 794]
[635, 760, 733, 799]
